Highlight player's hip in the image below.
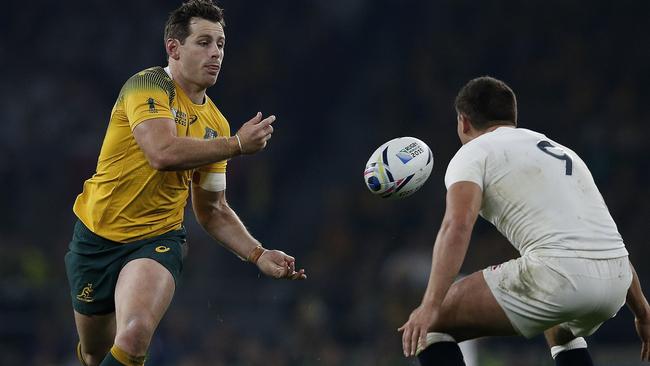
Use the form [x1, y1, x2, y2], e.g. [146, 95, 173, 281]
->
[65, 219, 188, 315]
[484, 255, 631, 310]
[483, 255, 631, 337]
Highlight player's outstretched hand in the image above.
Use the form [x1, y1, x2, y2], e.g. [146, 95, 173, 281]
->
[635, 316, 650, 361]
[235, 112, 276, 154]
[398, 304, 437, 357]
[257, 249, 307, 280]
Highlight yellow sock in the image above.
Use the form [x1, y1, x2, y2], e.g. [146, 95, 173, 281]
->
[110, 345, 146, 366]
[76, 342, 88, 366]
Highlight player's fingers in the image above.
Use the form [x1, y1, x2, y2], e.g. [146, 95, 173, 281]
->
[397, 321, 409, 332]
[410, 327, 420, 356]
[289, 269, 306, 280]
[262, 115, 276, 125]
[284, 255, 296, 262]
[294, 269, 307, 280]
[417, 331, 427, 355]
[246, 112, 262, 125]
[402, 326, 412, 357]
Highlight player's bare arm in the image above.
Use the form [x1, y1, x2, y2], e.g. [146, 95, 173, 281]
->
[627, 261, 650, 361]
[191, 185, 306, 280]
[133, 112, 275, 171]
[399, 181, 482, 356]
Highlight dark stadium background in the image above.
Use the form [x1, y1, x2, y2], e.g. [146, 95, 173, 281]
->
[2, 0, 649, 365]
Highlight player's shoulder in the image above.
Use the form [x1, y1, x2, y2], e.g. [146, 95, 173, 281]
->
[449, 137, 489, 170]
[121, 66, 176, 102]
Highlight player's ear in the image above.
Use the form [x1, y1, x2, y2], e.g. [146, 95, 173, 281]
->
[458, 113, 472, 134]
[166, 38, 181, 60]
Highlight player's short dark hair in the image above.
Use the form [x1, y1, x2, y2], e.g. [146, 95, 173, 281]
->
[454, 76, 517, 130]
[164, 0, 225, 44]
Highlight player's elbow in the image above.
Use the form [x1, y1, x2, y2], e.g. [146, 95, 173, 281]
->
[196, 200, 230, 228]
[145, 149, 178, 171]
[147, 154, 171, 171]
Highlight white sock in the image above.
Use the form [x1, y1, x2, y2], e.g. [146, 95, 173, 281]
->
[416, 332, 456, 356]
[550, 337, 588, 359]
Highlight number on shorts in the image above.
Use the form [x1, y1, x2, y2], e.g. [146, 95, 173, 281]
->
[536, 140, 572, 175]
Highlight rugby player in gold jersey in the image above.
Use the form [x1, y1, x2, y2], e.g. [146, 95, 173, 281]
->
[65, 1, 306, 365]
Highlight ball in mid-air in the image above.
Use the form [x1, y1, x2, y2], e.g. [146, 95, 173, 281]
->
[363, 137, 433, 199]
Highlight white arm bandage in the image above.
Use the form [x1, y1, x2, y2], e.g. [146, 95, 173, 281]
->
[196, 172, 226, 192]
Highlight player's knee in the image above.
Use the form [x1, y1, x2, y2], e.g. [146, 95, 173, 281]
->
[114, 317, 156, 355]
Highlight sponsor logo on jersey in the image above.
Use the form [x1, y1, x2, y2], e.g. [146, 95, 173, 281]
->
[147, 98, 158, 113]
[171, 108, 198, 126]
[76, 283, 95, 303]
[204, 127, 218, 139]
[155, 246, 171, 253]
[396, 142, 424, 164]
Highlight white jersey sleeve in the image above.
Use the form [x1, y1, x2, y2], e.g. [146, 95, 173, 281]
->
[444, 139, 488, 190]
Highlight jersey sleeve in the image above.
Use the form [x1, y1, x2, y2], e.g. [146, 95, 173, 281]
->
[444, 140, 488, 190]
[197, 111, 231, 174]
[121, 69, 176, 130]
[197, 157, 228, 174]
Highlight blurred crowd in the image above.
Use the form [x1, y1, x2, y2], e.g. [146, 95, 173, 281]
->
[1, 0, 649, 365]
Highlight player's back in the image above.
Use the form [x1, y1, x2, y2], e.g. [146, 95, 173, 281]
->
[461, 127, 627, 258]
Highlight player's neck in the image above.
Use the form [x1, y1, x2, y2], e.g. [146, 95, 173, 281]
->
[464, 124, 514, 144]
[483, 124, 514, 134]
[473, 124, 515, 138]
[166, 65, 207, 105]
[174, 78, 207, 105]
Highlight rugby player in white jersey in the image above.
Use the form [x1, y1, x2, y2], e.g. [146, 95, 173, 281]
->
[398, 76, 650, 365]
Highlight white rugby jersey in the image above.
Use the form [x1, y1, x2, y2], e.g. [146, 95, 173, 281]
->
[445, 127, 628, 259]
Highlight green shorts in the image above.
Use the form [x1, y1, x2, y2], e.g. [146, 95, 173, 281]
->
[64, 219, 187, 315]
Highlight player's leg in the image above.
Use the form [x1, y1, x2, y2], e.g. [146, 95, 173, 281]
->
[74, 311, 116, 366]
[100, 258, 175, 366]
[544, 325, 593, 366]
[435, 270, 517, 341]
[417, 270, 517, 366]
[65, 220, 122, 366]
[542, 256, 632, 366]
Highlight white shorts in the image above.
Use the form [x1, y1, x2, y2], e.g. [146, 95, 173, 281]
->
[483, 254, 632, 338]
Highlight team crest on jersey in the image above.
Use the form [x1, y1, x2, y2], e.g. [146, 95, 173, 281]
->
[204, 127, 218, 139]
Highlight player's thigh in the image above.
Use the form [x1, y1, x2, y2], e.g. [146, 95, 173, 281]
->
[435, 270, 517, 342]
[74, 310, 116, 354]
[114, 258, 176, 333]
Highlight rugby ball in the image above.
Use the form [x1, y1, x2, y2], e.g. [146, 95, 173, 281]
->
[363, 137, 433, 199]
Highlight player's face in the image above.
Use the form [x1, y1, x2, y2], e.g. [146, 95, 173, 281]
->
[178, 18, 225, 89]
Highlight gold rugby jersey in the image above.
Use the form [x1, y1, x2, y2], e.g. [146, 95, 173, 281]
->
[74, 67, 230, 242]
